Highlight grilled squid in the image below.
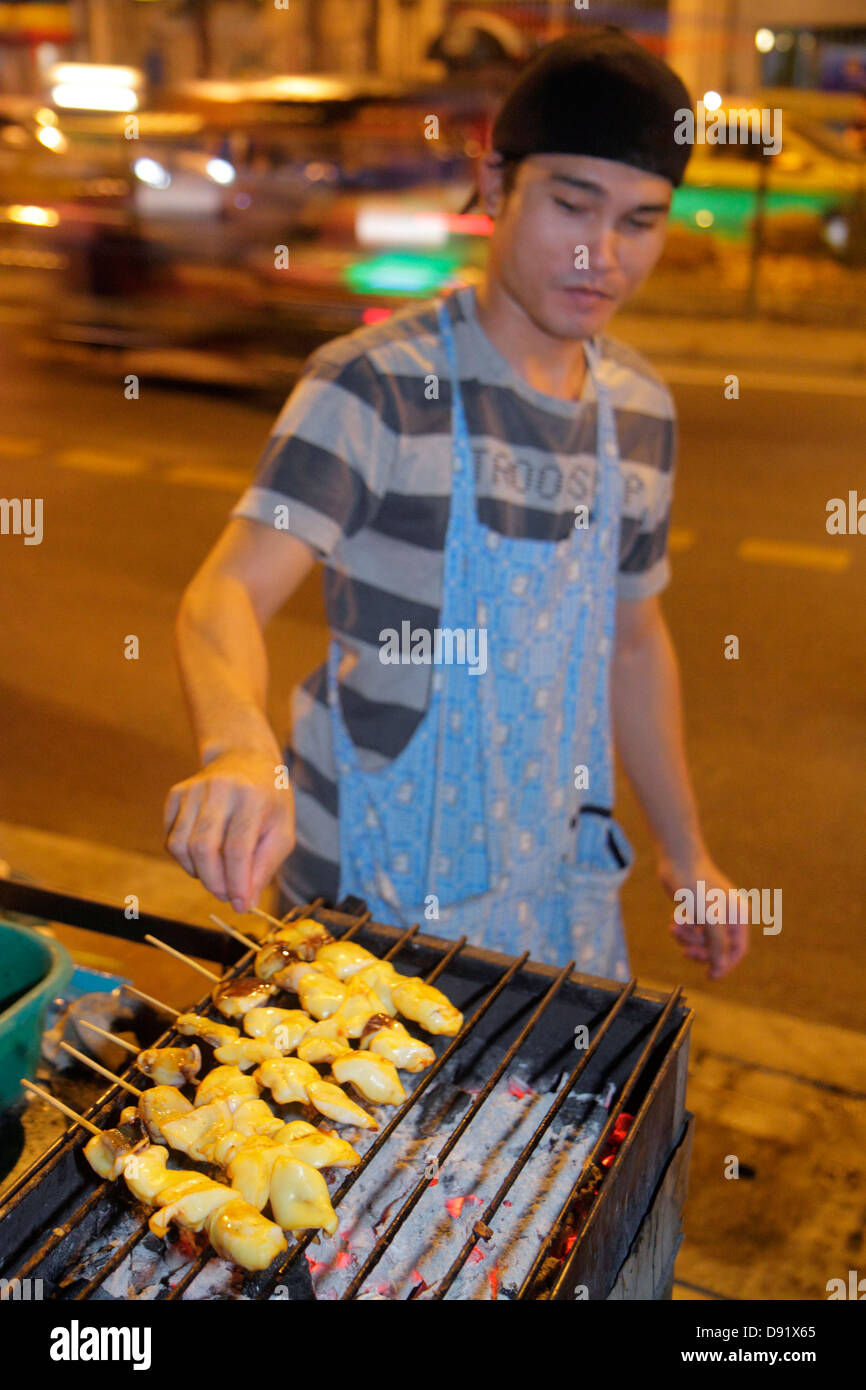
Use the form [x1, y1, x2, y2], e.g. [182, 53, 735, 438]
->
[83, 1124, 148, 1180]
[119, 1145, 178, 1204]
[276, 1123, 361, 1170]
[225, 1137, 285, 1212]
[230, 1097, 284, 1139]
[138, 1085, 194, 1144]
[392, 977, 463, 1036]
[253, 1057, 321, 1106]
[268, 1155, 339, 1235]
[243, 1007, 313, 1050]
[306, 1079, 377, 1130]
[355, 961, 402, 1016]
[295, 971, 350, 1020]
[211, 977, 277, 1020]
[174, 1013, 240, 1048]
[207, 1197, 288, 1270]
[137, 1044, 202, 1087]
[331, 1050, 407, 1106]
[254, 941, 302, 983]
[149, 1173, 242, 1238]
[161, 1100, 234, 1163]
[295, 1017, 351, 1065]
[213, 1037, 283, 1071]
[268, 918, 334, 960]
[362, 1015, 436, 1072]
[194, 1064, 260, 1110]
[332, 979, 391, 1039]
[314, 941, 378, 981]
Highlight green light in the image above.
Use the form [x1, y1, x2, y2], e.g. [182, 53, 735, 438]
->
[672, 185, 833, 240]
[343, 252, 460, 296]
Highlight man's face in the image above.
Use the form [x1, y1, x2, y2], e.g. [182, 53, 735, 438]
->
[479, 152, 673, 339]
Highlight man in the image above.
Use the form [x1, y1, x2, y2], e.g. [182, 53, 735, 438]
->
[165, 27, 748, 981]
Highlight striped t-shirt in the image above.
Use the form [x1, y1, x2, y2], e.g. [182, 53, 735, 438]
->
[231, 285, 678, 902]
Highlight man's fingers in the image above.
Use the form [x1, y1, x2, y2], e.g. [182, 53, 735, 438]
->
[163, 785, 183, 840]
[164, 785, 203, 878]
[186, 782, 233, 901]
[222, 798, 269, 912]
[249, 816, 294, 905]
[726, 920, 749, 970]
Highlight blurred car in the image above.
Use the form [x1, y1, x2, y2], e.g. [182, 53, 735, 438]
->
[673, 103, 866, 256]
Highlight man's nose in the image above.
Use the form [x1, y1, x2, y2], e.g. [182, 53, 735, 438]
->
[585, 225, 619, 273]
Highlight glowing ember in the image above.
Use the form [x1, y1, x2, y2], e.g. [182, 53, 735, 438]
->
[468, 1243, 486, 1265]
[612, 1113, 633, 1141]
[488, 1267, 500, 1299]
[335, 1250, 352, 1269]
[507, 1079, 532, 1099]
[305, 1255, 328, 1275]
[445, 1197, 465, 1219]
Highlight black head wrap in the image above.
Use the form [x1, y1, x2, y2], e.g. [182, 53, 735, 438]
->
[492, 25, 693, 187]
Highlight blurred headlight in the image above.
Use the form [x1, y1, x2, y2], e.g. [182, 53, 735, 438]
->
[4, 205, 60, 227]
[51, 84, 138, 112]
[823, 215, 849, 251]
[37, 126, 68, 153]
[134, 157, 171, 189]
[205, 157, 235, 185]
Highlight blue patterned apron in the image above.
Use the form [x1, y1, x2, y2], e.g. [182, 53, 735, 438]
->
[326, 298, 632, 977]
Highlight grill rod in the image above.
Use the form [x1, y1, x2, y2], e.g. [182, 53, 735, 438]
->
[171, 928, 473, 1300]
[66, 898, 333, 1301]
[339, 955, 575, 1300]
[429, 975, 638, 1300]
[517, 984, 683, 1299]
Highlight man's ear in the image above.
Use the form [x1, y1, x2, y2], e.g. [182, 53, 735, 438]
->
[477, 151, 507, 219]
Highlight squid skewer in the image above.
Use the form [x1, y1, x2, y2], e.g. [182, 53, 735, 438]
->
[79, 1020, 203, 1086]
[53, 1053, 347, 1236]
[122, 984, 242, 1050]
[21, 1080, 287, 1269]
[144, 934, 277, 1019]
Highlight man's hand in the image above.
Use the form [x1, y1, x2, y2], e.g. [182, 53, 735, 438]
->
[163, 751, 295, 913]
[659, 853, 750, 981]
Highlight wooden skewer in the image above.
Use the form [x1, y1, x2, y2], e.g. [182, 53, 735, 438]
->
[60, 1041, 142, 1098]
[143, 934, 221, 982]
[209, 913, 257, 949]
[122, 983, 180, 1015]
[249, 905, 285, 932]
[20, 1079, 102, 1136]
[78, 1020, 138, 1055]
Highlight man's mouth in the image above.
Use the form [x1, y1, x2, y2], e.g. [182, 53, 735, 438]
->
[559, 285, 614, 303]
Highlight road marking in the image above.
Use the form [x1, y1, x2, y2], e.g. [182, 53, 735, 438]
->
[0, 435, 42, 456]
[738, 538, 851, 571]
[659, 363, 866, 397]
[55, 448, 147, 476]
[163, 464, 251, 491]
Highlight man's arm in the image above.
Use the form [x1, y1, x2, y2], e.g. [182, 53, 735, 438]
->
[611, 594, 748, 979]
[164, 518, 317, 912]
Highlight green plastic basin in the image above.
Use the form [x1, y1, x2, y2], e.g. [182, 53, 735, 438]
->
[0, 919, 72, 1112]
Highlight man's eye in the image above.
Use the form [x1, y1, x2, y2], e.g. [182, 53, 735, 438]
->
[554, 198, 589, 214]
[627, 217, 660, 230]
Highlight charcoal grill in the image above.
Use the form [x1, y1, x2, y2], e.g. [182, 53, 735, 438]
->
[0, 880, 693, 1300]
